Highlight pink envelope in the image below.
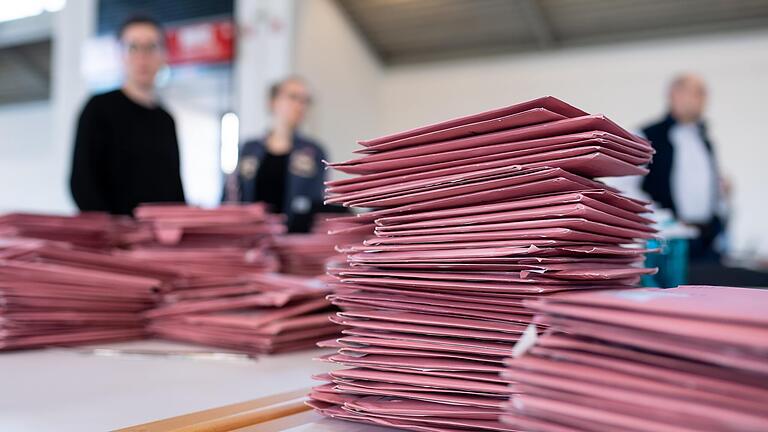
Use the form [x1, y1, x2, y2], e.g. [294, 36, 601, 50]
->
[333, 299, 531, 324]
[507, 393, 709, 432]
[343, 132, 651, 168]
[338, 338, 509, 360]
[333, 383, 506, 409]
[527, 345, 768, 405]
[375, 203, 654, 234]
[172, 297, 331, 328]
[363, 227, 633, 246]
[507, 361, 768, 430]
[338, 310, 530, 334]
[331, 284, 529, 305]
[374, 217, 654, 241]
[348, 260, 641, 272]
[344, 395, 500, 419]
[535, 285, 768, 326]
[334, 166, 579, 208]
[359, 113, 648, 154]
[342, 329, 517, 356]
[358, 96, 588, 148]
[0, 328, 146, 350]
[332, 290, 531, 314]
[338, 345, 505, 364]
[330, 315, 524, 342]
[374, 190, 650, 227]
[534, 334, 768, 392]
[328, 353, 506, 374]
[332, 377, 506, 398]
[347, 238, 581, 253]
[539, 314, 768, 375]
[326, 159, 614, 198]
[530, 299, 768, 349]
[334, 144, 649, 176]
[330, 368, 514, 394]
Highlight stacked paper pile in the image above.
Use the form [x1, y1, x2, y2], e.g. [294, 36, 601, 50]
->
[0, 212, 147, 249]
[147, 273, 339, 354]
[0, 241, 176, 350]
[126, 204, 341, 353]
[122, 204, 283, 277]
[308, 97, 658, 431]
[272, 214, 371, 276]
[503, 285, 768, 431]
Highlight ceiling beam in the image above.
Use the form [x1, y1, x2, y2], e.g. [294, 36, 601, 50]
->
[517, 0, 555, 49]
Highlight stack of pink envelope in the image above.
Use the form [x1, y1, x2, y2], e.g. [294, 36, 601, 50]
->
[272, 215, 372, 276]
[120, 204, 284, 277]
[0, 241, 177, 350]
[308, 96, 659, 431]
[0, 212, 148, 249]
[146, 273, 340, 354]
[503, 285, 768, 432]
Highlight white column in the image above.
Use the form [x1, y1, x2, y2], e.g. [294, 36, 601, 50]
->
[50, 0, 96, 212]
[234, 0, 298, 141]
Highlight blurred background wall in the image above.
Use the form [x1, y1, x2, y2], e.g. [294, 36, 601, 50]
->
[0, 0, 766, 258]
[377, 29, 768, 260]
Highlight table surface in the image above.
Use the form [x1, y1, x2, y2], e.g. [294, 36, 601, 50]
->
[0, 339, 387, 432]
[245, 410, 396, 432]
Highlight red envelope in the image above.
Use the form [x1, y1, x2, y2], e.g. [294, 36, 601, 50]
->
[376, 203, 654, 234]
[358, 96, 588, 148]
[374, 190, 650, 226]
[344, 132, 651, 168]
[334, 144, 649, 176]
[360, 113, 648, 154]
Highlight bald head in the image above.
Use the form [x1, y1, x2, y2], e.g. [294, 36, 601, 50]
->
[669, 73, 707, 123]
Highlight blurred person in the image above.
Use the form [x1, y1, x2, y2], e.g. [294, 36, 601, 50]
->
[70, 15, 184, 216]
[641, 73, 730, 261]
[226, 76, 328, 232]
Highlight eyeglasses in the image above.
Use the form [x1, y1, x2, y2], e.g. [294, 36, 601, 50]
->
[122, 42, 163, 56]
[280, 91, 313, 106]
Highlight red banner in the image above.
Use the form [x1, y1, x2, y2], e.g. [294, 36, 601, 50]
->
[165, 20, 235, 65]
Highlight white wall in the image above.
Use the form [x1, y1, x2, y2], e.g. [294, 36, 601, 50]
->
[234, 0, 296, 141]
[377, 30, 768, 258]
[0, 101, 62, 213]
[293, 0, 381, 175]
[0, 0, 95, 215]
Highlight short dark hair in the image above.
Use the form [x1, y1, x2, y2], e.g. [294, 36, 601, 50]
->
[269, 76, 307, 101]
[117, 14, 164, 41]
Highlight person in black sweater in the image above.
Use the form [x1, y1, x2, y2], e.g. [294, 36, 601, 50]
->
[70, 15, 184, 215]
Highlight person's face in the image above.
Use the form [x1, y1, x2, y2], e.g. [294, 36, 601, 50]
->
[670, 77, 707, 123]
[271, 80, 312, 129]
[120, 24, 166, 89]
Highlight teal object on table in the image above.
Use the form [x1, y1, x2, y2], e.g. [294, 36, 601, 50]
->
[642, 238, 688, 288]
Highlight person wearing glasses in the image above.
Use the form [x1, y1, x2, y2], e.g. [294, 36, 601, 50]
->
[225, 76, 329, 232]
[70, 15, 184, 216]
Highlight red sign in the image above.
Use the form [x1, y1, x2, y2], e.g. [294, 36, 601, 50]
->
[165, 20, 235, 65]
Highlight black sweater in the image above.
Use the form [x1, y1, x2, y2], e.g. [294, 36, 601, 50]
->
[69, 90, 185, 215]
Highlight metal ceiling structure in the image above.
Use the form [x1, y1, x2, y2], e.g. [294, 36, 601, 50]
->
[336, 0, 768, 65]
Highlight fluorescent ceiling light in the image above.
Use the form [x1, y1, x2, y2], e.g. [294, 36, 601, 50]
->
[0, 0, 66, 24]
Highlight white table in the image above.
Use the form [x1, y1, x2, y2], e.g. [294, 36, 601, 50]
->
[247, 410, 397, 432]
[0, 340, 340, 432]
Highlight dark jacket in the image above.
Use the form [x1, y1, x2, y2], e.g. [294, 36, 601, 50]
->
[225, 133, 327, 229]
[640, 113, 718, 218]
[641, 113, 723, 259]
